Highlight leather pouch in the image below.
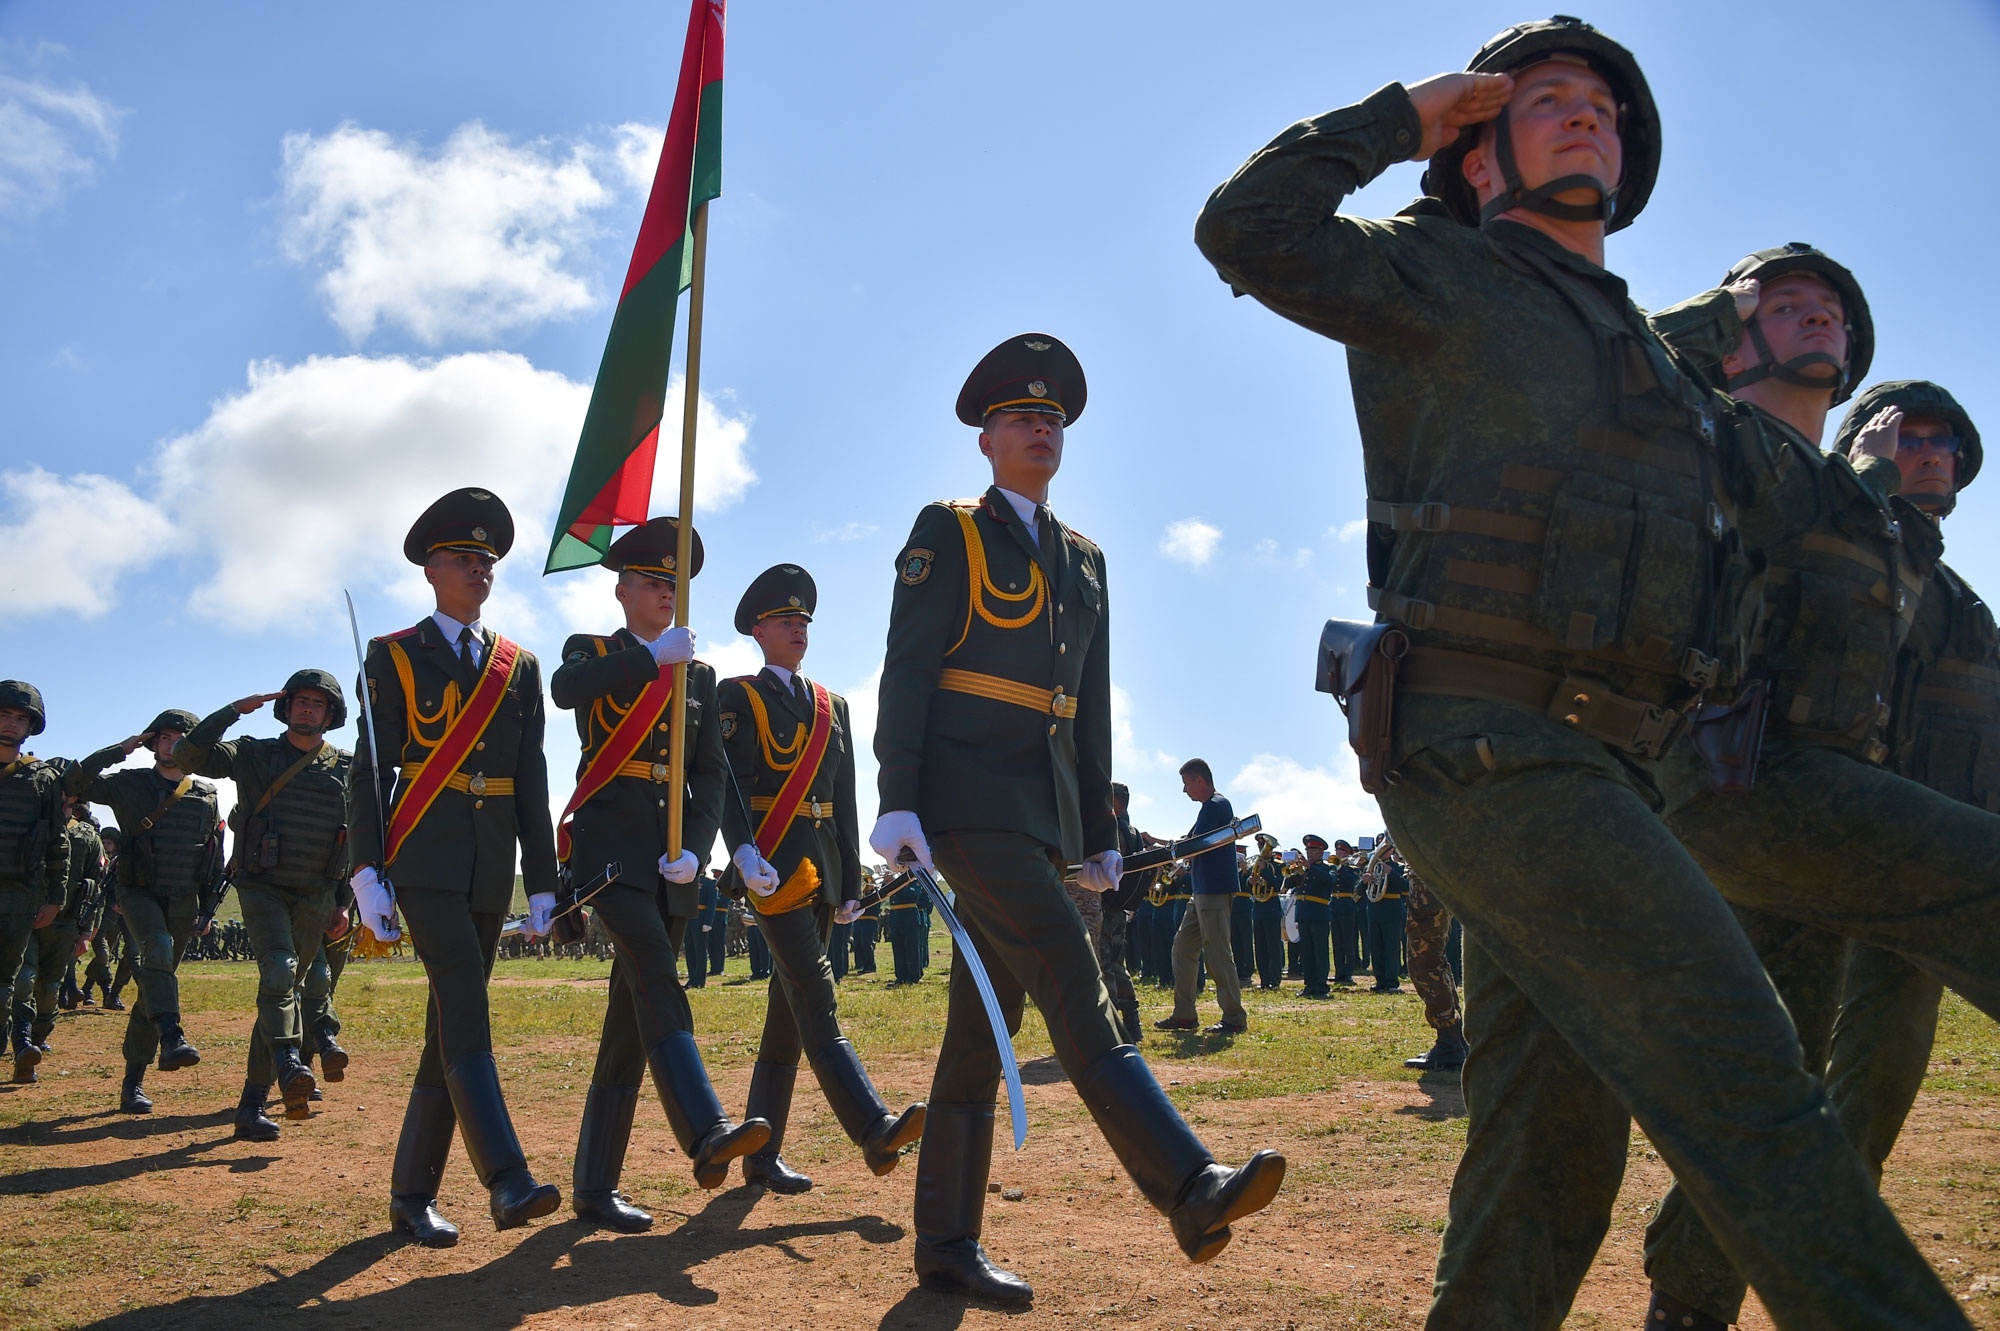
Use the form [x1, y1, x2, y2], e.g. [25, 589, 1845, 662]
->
[1316, 618, 1410, 794]
[1689, 678, 1769, 793]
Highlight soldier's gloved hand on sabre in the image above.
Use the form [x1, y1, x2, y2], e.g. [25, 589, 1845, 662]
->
[833, 898, 862, 925]
[1076, 848, 1124, 895]
[350, 866, 402, 943]
[658, 849, 701, 883]
[870, 810, 933, 872]
[647, 626, 698, 666]
[732, 843, 779, 896]
[526, 892, 557, 937]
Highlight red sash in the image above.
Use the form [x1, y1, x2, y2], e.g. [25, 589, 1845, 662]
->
[754, 680, 835, 858]
[384, 634, 522, 865]
[556, 660, 676, 862]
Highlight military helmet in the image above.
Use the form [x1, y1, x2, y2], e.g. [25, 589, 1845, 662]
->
[1721, 243, 1873, 406]
[1834, 380, 1982, 516]
[145, 708, 199, 738]
[0, 680, 46, 736]
[1423, 15, 1659, 234]
[274, 668, 348, 731]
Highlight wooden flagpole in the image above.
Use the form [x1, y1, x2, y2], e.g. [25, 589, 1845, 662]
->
[665, 201, 709, 860]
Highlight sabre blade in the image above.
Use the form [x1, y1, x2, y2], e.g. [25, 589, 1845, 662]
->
[906, 858, 1028, 1151]
[344, 590, 401, 928]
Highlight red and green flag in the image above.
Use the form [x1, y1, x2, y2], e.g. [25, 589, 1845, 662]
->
[546, 0, 725, 573]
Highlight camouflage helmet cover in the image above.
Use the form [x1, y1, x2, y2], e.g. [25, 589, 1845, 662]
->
[0, 681, 46, 736]
[1721, 243, 1874, 406]
[1834, 380, 1982, 514]
[275, 668, 349, 730]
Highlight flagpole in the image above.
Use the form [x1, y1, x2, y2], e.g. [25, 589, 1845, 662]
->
[666, 199, 709, 860]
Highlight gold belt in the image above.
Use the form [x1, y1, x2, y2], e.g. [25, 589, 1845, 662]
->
[749, 794, 834, 821]
[886, 902, 921, 910]
[937, 667, 1078, 719]
[613, 759, 676, 783]
[1297, 894, 1329, 905]
[403, 763, 514, 796]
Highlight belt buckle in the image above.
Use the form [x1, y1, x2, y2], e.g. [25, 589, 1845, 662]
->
[808, 800, 826, 821]
[468, 773, 487, 796]
[651, 762, 670, 782]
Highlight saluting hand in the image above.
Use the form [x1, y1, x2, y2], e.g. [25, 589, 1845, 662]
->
[1850, 406, 1903, 464]
[120, 734, 150, 756]
[233, 691, 284, 715]
[1727, 277, 1761, 323]
[1405, 71, 1516, 161]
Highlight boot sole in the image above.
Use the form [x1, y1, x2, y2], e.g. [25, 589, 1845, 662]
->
[279, 1070, 317, 1120]
[392, 1214, 460, 1249]
[864, 1104, 928, 1177]
[158, 1050, 200, 1072]
[573, 1197, 656, 1232]
[1180, 1153, 1287, 1264]
[492, 1183, 561, 1230]
[319, 1048, 349, 1082]
[916, 1268, 1035, 1308]
[234, 1121, 281, 1143]
[744, 1160, 814, 1194]
[693, 1120, 771, 1189]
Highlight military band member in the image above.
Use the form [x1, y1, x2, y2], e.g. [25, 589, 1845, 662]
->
[1099, 781, 1146, 1039]
[1196, 18, 2000, 1327]
[1292, 835, 1334, 999]
[69, 707, 219, 1112]
[348, 488, 561, 1246]
[1247, 834, 1285, 990]
[549, 517, 768, 1232]
[871, 333, 1284, 1306]
[885, 871, 928, 985]
[1365, 850, 1406, 993]
[174, 669, 352, 1139]
[718, 563, 924, 1194]
[1329, 839, 1363, 987]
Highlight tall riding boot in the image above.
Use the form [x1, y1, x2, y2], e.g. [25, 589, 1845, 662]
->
[443, 1053, 560, 1230]
[742, 1060, 812, 1193]
[912, 1102, 1031, 1307]
[153, 1012, 200, 1071]
[10, 1019, 39, 1083]
[233, 1080, 281, 1142]
[807, 1037, 926, 1176]
[573, 1083, 652, 1231]
[389, 1084, 460, 1248]
[646, 1030, 770, 1189]
[272, 1044, 318, 1120]
[1074, 1044, 1285, 1263]
[118, 1062, 152, 1114]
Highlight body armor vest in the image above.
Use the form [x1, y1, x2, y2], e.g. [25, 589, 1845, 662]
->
[0, 761, 53, 889]
[1367, 249, 1756, 752]
[1889, 561, 2000, 808]
[1753, 440, 1939, 761]
[237, 739, 351, 894]
[128, 776, 219, 897]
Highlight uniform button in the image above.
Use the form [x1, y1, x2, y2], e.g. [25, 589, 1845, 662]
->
[1057, 603, 1064, 614]
[1059, 643, 1067, 654]
[659, 748, 669, 756]
[658, 723, 669, 732]
[658, 798, 666, 808]
[1048, 724, 1058, 735]
[474, 799, 484, 809]
[475, 741, 486, 751]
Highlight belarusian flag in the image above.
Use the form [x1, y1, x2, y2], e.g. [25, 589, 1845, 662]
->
[546, 0, 725, 573]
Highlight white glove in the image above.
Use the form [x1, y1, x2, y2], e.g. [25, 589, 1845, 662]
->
[833, 898, 863, 925]
[658, 849, 701, 883]
[732, 843, 780, 896]
[869, 810, 934, 872]
[1076, 848, 1124, 895]
[350, 866, 401, 943]
[648, 625, 698, 665]
[527, 892, 557, 937]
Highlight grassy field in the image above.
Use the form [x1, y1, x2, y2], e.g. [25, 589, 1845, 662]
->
[0, 941, 1996, 1329]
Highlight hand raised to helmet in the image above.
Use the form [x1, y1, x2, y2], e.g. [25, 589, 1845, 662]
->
[1405, 71, 1516, 161]
[1850, 406, 1903, 464]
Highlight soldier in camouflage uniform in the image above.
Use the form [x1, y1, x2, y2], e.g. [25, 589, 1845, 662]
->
[174, 670, 352, 1140]
[11, 793, 102, 1083]
[0, 683, 68, 1078]
[1397, 847, 1465, 1071]
[69, 707, 220, 1112]
[1196, 18, 1997, 1329]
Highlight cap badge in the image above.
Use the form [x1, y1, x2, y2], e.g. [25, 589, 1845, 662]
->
[469, 490, 492, 500]
[1023, 340, 1050, 352]
[471, 526, 488, 542]
[788, 596, 801, 607]
[1028, 380, 1047, 398]
[664, 554, 677, 571]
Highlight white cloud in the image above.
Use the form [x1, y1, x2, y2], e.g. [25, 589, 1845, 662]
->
[1227, 750, 1384, 851]
[812, 520, 879, 544]
[0, 468, 173, 617]
[0, 72, 121, 218]
[279, 120, 663, 344]
[1333, 518, 1368, 543]
[1159, 517, 1221, 567]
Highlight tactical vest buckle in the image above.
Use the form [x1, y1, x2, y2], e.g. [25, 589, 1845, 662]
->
[1679, 649, 1721, 691]
[1408, 501, 1452, 533]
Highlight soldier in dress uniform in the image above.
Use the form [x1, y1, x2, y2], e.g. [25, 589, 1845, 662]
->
[1247, 834, 1286, 990]
[871, 333, 1284, 1305]
[1366, 849, 1406, 993]
[347, 488, 562, 1246]
[1099, 782, 1146, 1040]
[1330, 839, 1364, 987]
[69, 707, 220, 1112]
[717, 563, 925, 1194]
[174, 670, 352, 1139]
[549, 516, 769, 1232]
[1293, 835, 1334, 999]
[885, 871, 928, 985]
[1230, 848, 1256, 985]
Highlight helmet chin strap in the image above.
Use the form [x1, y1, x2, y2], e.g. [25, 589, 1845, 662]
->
[1725, 316, 1848, 396]
[1477, 105, 1616, 226]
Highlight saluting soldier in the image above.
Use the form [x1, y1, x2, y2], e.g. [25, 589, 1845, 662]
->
[69, 707, 220, 1112]
[871, 333, 1284, 1306]
[0, 684, 71, 1077]
[549, 517, 768, 1233]
[717, 563, 925, 1194]
[348, 488, 561, 1247]
[10, 791, 102, 1083]
[174, 669, 353, 1140]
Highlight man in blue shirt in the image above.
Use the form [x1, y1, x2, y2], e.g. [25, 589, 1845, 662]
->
[1154, 760, 1248, 1035]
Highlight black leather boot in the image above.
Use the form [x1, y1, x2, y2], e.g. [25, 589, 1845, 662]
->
[233, 1080, 281, 1142]
[647, 1030, 769, 1189]
[911, 1102, 1031, 1307]
[808, 1037, 926, 1177]
[315, 1023, 349, 1083]
[389, 1084, 459, 1248]
[10, 1020, 39, 1083]
[1119, 1001, 1144, 1045]
[444, 1053, 559, 1230]
[741, 1059, 813, 1193]
[1645, 1288, 1729, 1330]
[1074, 1043, 1286, 1264]
[273, 1044, 317, 1120]
[118, 1062, 152, 1114]
[153, 1013, 200, 1071]
[573, 1083, 652, 1231]
[1403, 1022, 1469, 1071]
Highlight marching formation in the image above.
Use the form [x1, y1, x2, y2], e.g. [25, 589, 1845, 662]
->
[4, 12, 1997, 1329]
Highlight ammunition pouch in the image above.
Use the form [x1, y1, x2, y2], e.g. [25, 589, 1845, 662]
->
[1689, 678, 1770, 794]
[1315, 619, 1409, 795]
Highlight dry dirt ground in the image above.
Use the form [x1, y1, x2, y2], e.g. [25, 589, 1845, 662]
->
[0, 952, 1996, 1330]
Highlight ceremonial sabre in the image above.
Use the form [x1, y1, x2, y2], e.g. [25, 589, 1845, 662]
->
[343, 589, 401, 932]
[1095, 813, 1264, 881]
[502, 861, 623, 938]
[900, 850, 1028, 1151]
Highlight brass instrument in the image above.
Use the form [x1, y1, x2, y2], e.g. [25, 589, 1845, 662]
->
[1146, 860, 1172, 908]
[1249, 832, 1279, 902]
[1364, 836, 1396, 903]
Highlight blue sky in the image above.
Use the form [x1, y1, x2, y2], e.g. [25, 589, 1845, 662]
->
[5, 0, 1998, 858]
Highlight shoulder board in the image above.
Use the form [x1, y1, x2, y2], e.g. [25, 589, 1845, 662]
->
[373, 626, 420, 643]
[723, 674, 761, 688]
[1066, 527, 1097, 548]
[943, 497, 984, 511]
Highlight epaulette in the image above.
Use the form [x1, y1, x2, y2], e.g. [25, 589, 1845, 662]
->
[373, 626, 420, 643]
[943, 497, 983, 511]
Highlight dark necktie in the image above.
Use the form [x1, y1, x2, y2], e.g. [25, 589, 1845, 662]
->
[457, 626, 477, 672]
[793, 675, 810, 709]
[1034, 506, 1059, 579]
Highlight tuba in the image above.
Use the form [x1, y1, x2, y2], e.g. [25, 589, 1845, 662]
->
[1249, 832, 1279, 902]
[1364, 837, 1395, 903]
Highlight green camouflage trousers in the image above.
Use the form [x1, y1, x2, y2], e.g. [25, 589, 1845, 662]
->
[238, 881, 335, 1085]
[1402, 873, 1460, 1034]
